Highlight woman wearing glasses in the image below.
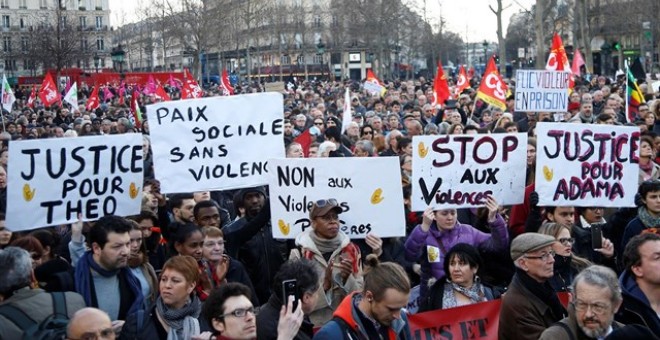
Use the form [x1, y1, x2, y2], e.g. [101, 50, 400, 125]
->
[120, 255, 211, 339]
[289, 199, 364, 327]
[538, 223, 591, 292]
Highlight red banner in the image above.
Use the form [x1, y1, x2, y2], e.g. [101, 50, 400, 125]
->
[475, 56, 507, 110]
[407, 292, 571, 340]
[408, 299, 501, 340]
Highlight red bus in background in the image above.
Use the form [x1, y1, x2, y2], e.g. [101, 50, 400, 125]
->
[17, 68, 185, 88]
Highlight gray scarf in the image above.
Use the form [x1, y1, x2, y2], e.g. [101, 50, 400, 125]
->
[309, 230, 343, 254]
[442, 277, 486, 309]
[155, 295, 202, 340]
[638, 206, 660, 228]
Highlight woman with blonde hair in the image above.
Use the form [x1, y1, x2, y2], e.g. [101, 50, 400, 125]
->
[538, 223, 592, 292]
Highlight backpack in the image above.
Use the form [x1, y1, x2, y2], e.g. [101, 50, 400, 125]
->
[0, 292, 69, 340]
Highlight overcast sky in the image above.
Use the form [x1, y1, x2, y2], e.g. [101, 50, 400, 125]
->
[110, 0, 536, 43]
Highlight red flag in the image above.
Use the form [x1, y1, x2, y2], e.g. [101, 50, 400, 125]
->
[431, 61, 451, 107]
[366, 69, 382, 85]
[220, 69, 234, 96]
[118, 82, 126, 106]
[572, 48, 585, 76]
[154, 84, 171, 101]
[27, 86, 37, 108]
[181, 68, 203, 99]
[475, 56, 508, 110]
[85, 85, 100, 111]
[455, 65, 470, 96]
[294, 129, 313, 157]
[38, 73, 61, 107]
[546, 32, 574, 89]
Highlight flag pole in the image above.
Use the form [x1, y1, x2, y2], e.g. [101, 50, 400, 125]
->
[625, 59, 629, 121]
[0, 73, 6, 132]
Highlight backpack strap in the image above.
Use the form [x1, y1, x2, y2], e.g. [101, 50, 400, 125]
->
[331, 317, 359, 340]
[0, 304, 37, 330]
[552, 321, 576, 340]
[50, 292, 68, 318]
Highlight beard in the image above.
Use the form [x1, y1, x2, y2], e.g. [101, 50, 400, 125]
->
[578, 316, 610, 338]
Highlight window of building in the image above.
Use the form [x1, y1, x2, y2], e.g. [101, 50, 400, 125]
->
[80, 38, 88, 51]
[95, 16, 102, 29]
[96, 37, 104, 51]
[60, 16, 67, 28]
[2, 16, 9, 28]
[5, 59, 15, 71]
[19, 17, 25, 29]
[19, 0, 27, 9]
[297, 55, 305, 64]
[281, 55, 290, 65]
[3, 37, 11, 52]
[313, 16, 321, 29]
[95, 0, 102, 10]
[0, 0, 8, 9]
[79, 16, 86, 28]
[40, 0, 48, 9]
[21, 37, 28, 51]
[313, 54, 323, 64]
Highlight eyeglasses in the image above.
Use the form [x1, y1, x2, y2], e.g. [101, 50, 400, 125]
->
[68, 327, 116, 340]
[315, 199, 338, 208]
[524, 251, 556, 261]
[314, 122, 324, 126]
[363, 131, 373, 135]
[572, 300, 610, 315]
[220, 307, 257, 319]
[558, 238, 575, 245]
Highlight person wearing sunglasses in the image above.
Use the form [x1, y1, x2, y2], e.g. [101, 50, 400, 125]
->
[120, 255, 212, 339]
[289, 199, 363, 327]
[204, 282, 303, 340]
[499, 233, 567, 340]
[538, 223, 592, 292]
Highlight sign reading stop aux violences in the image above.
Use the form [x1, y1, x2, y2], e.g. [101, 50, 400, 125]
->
[475, 57, 508, 110]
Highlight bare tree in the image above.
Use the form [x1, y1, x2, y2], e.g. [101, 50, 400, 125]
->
[490, 0, 510, 75]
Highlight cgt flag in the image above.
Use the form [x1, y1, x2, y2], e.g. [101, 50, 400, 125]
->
[455, 65, 470, 96]
[431, 61, 451, 108]
[85, 85, 100, 111]
[475, 56, 508, 110]
[39, 73, 61, 107]
[26, 85, 37, 108]
[546, 32, 574, 89]
[220, 69, 234, 96]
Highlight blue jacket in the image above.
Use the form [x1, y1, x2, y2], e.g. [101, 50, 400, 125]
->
[615, 269, 660, 334]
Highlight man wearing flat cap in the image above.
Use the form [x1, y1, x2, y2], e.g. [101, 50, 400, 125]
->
[499, 233, 567, 340]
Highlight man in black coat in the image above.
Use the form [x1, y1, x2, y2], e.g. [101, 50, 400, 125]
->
[256, 259, 318, 340]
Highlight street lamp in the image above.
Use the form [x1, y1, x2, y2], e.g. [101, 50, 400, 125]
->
[93, 53, 100, 73]
[111, 44, 126, 75]
[316, 38, 325, 79]
[482, 40, 488, 64]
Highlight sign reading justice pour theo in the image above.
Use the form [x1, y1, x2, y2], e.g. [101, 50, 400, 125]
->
[6, 134, 144, 232]
[267, 158, 405, 239]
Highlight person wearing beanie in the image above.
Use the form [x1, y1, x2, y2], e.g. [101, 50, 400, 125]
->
[499, 233, 567, 340]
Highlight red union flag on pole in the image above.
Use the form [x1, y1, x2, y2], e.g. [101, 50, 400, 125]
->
[455, 65, 470, 96]
[27, 85, 37, 108]
[546, 32, 575, 89]
[220, 69, 234, 96]
[181, 68, 203, 99]
[364, 69, 386, 96]
[475, 56, 508, 110]
[572, 48, 586, 76]
[85, 85, 100, 111]
[431, 61, 451, 107]
[38, 73, 61, 107]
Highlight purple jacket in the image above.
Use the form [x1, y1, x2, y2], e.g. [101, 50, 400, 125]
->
[404, 214, 508, 293]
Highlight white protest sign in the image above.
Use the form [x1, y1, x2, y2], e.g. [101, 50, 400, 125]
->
[364, 80, 384, 96]
[6, 134, 143, 231]
[535, 123, 639, 207]
[267, 158, 405, 239]
[147, 93, 285, 193]
[411, 134, 528, 211]
[514, 70, 571, 112]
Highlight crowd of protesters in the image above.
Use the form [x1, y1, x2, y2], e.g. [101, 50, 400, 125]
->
[0, 69, 660, 340]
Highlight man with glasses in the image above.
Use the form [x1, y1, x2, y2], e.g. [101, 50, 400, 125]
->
[204, 282, 303, 340]
[540, 265, 625, 339]
[499, 233, 567, 340]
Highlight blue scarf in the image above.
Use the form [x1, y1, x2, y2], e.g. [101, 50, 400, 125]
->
[75, 251, 144, 316]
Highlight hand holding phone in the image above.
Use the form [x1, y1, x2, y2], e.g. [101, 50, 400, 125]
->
[281, 279, 299, 311]
[591, 224, 604, 250]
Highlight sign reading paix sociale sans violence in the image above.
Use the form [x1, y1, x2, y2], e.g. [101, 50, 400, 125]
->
[267, 158, 405, 239]
[412, 134, 528, 211]
[7, 134, 143, 231]
[147, 93, 285, 194]
[535, 123, 639, 207]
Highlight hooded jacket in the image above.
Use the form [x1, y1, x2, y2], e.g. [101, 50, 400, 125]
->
[404, 215, 508, 296]
[615, 270, 660, 334]
[313, 292, 411, 340]
[290, 230, 363, 326]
